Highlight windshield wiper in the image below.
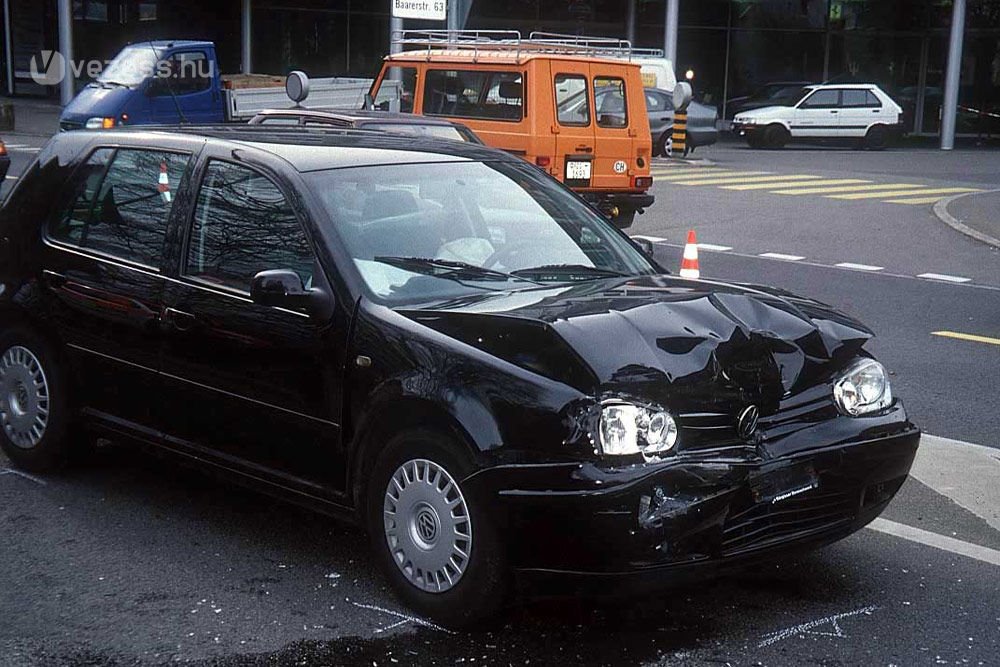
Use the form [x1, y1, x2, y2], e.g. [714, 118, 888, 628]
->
[374, 256, 542, 285]
[510, 264, 628, 281]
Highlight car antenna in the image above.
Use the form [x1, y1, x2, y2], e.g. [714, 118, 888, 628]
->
[148, 41, 189, 125]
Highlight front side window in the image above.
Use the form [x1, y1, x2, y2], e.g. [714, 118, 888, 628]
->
[645, 91, 665, 112]
[49, 147, 189, 267]
[800, 89, 840, 108]
[422, 70, 523, 121]
[306, 160, 655, 306]
[555, 74, 590, 126]
[156, 51, 212, 96]
[595, 77, 628, 128]
[185, 161, 313, 293]
[374, 66, 417, 113]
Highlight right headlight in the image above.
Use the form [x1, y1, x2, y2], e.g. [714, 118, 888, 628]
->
[598, 402, 678, 459]
[833, 358, 893, 416]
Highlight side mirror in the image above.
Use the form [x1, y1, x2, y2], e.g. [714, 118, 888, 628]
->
[250, 269, 331, 316]
[363, 93, 375, 110]
[635, 238, 655, 257]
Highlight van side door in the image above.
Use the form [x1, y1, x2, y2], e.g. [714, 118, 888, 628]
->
[39, 146, 193, 429]
[158, 155, 350, 498]
[591, 71, 635, 192]
[551, 62, 596, 189]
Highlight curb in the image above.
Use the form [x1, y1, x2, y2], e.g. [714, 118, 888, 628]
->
[933, 189, 1000, 249]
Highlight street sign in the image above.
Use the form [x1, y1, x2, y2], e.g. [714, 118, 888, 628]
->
[392, 0, 447, 21]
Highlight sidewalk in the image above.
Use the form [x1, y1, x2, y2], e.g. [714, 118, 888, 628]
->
[0, 96, 61, 138]
[935, 190, 1000, 248]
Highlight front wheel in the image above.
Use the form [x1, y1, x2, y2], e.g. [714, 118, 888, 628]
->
[366, 429, 508, 628]
[763, 124, 789, 149]
[0, 328, 72, 471]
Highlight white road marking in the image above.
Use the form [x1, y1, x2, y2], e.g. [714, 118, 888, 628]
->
[759, 252, 805, 261]
[630, 235, 667, 243]
[867, 518, 1000, 567]
[0, 468, 47, 485]
[5, 175, 18, 180]
[917, 273, 971, 283]
[697, 243, 732, 252]
[835, 262, 884, 271]
[350, 601, 455, 635]
[757, 606, 878, 648]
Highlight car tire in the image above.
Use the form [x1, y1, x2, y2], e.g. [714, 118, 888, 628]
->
[366, 428, 508, 628]
[865, 125, 889, 151]
[746, 134, 764, 149]
[763, 124, 789, 149]
[611, 208, 637, 229]
[0, 327, 72, 472]
[657, 130, 672, 157]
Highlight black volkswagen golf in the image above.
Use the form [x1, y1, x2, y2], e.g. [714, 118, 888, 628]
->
[0, 127, 919, 626]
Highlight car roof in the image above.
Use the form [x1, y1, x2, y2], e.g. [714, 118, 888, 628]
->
[810, 83, 882, 90]
[386, 51, 637, 68]
[73, 125, 513, 172]
[134, 39, 214, 50]
[255, 109, 462, 126]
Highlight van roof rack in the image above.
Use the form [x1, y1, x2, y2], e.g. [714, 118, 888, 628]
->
[391, 29, 654, 61]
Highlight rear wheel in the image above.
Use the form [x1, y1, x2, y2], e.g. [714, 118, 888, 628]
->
[366, 429, 508, 628]
[865, 125, 889, 151]
[0, 328, 72, 472]
[763, 124, 789, 149]
[611, 207, 636, 229]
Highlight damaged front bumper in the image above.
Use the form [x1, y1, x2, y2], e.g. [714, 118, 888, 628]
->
[464, 403, 919, 591]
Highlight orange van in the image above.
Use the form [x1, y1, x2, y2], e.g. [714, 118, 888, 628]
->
[368, 31, 655, 228]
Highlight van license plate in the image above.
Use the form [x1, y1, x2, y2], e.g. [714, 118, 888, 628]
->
[566, 160, 591, 181]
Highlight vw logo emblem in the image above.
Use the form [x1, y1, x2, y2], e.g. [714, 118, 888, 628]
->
[416, 509, 438, 543]
[737, 405, 760, 440]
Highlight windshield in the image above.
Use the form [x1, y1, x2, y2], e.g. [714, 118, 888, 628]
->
[98, 45, 162, 86]
[306, 160, 656, 306]
[363, 122, 467, 142]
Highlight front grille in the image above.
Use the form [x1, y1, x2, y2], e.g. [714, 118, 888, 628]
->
[721, 486, 857, 556]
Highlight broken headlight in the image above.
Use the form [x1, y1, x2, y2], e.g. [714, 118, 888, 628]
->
[599, 403, 678, 458]
[833, 358, 892, 416]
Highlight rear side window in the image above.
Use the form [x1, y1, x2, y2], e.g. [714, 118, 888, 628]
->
[555, 74, 590, 126]
[185, 160, 314, 293]
[423, 70, 523, 121]
[841, 89, 882, 108]
[800, 89, 840, 108]
[49, 147, 189, 268]
[595, 77, 627, 128]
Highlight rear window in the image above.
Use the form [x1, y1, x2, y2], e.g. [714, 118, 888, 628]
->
[595, 77, 627, 128]
[422, 70, 523, 122]
[48, 147, 190, 268]
[363, 122, 467, 142]
[555, 74, 590, 126]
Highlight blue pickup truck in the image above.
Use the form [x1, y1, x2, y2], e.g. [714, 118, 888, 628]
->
[59, 40, 382, 130]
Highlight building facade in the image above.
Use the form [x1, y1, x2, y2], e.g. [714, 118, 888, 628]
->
[3, 0, 999, 136]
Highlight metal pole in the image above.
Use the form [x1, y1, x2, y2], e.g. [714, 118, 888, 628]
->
[915, 36, 929, 135]
[663, 0, 679, 68]
[626, 0, 636, 46]
[57, 0, 73, 105]
[4, 0, 14, 96]
[941, 0, 966, 150]
[448, 0, 458, 32]
[389, 15, 403, 56]
[241, 0, 252, 75]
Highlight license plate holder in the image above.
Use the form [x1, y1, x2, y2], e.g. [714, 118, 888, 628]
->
[750, 463, 820, 504]
[565, 159, 592, 184]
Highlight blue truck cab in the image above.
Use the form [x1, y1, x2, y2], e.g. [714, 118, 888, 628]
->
[60, 41, 224, 131]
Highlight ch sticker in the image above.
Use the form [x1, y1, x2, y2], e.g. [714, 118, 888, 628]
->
[613, 160, 628, 174]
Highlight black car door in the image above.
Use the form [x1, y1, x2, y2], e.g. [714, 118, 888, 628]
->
[157, 153, 350, 499]
[38, 145, 193, 430]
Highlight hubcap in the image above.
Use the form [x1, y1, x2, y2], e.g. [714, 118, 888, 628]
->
[0, 346, 50, 449]
[383, 458, 472, 594]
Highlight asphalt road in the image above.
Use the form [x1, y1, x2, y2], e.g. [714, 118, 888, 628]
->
[2, 135, 999, 666]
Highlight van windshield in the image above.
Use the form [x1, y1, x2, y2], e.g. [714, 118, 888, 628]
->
[98, 45, 162, 87]
[306, 160, 655, 305]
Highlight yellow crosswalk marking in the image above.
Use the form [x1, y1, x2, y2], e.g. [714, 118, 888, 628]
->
[721, 176, 832, 190]
[932, 331, 1000, 347]
[653, 169, 746, 180]
[770, 182, 916, 195]
[885, 195, 955, 204]
[671, 172, 815, 187]
[827, 187, 979, 200]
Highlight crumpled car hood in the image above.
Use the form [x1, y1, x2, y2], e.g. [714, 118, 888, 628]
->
[402, 275, 872, 410]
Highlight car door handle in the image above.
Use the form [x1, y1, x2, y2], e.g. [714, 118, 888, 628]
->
[830, 110, 839, 114]
[163, 307, 197, 332]
[575, 145, 594, 153]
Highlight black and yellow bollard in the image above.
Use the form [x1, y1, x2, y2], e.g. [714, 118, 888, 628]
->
[671, 112, 687, 157]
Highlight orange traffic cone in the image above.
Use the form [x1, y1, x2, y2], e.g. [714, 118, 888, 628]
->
[158, 161, 172, 203]
[679, 230, 700, 279]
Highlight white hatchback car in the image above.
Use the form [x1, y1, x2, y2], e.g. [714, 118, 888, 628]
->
[732, 84, 904, 150]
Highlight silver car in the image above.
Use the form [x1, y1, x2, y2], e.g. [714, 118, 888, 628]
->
[645, 87, 719, 156]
